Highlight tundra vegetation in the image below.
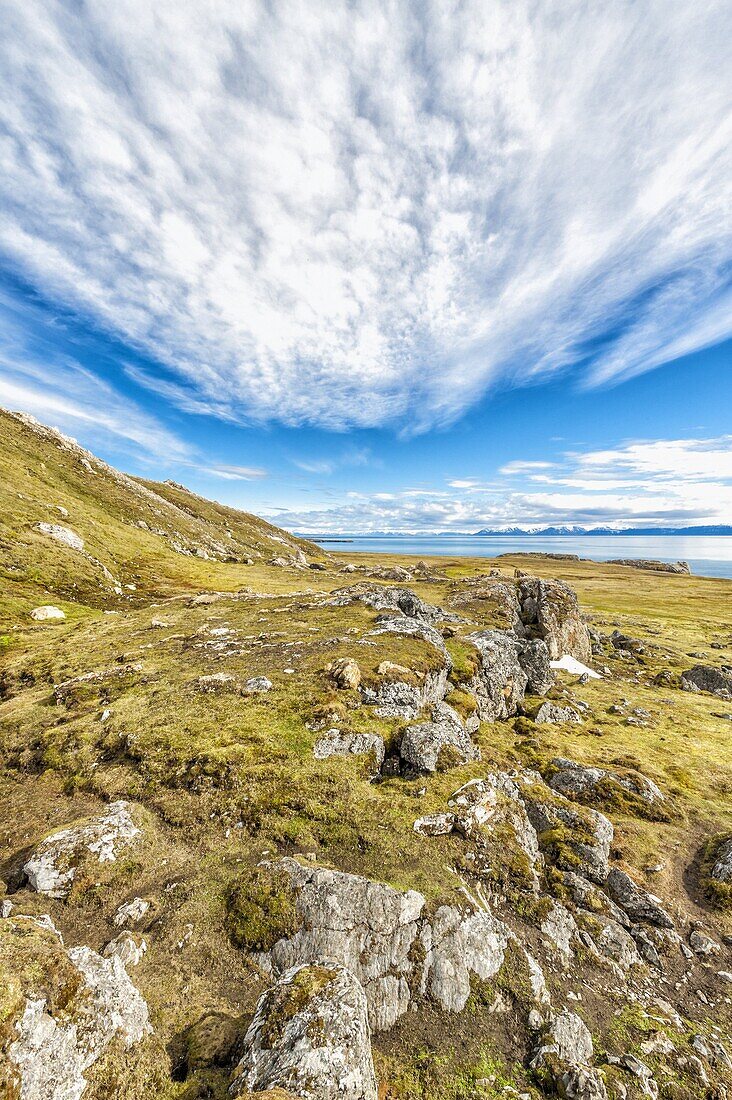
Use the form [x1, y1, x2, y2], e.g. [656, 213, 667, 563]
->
[0, 407, 731, 1100]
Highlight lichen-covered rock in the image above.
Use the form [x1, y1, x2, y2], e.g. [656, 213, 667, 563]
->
[534, 703, 584, 726]
[2, 916, 150, 1100]
[532, 1011, 606, 1100]
[681, 665, 732, 699]
[399, 719, 479, 774]
[447, 774, 541, 875]
[113, 897, 150, 927]
[244, 676, 273, 694]
[605, 870, 675, 928]
[230, 964, 377, 1100]
[102, 933, 147, 967]
[516, 774, 613, 884]
[313, 729, 385, 771]
[711, 837, 732, 883]
[517, 577, 592, 664]
[413, 813, 455, 837]
[548, 758, 664, 806]
[35, 522, 84, 552]
[328, 583, 448, 623]
[517, 639, 555, 695]
[423, 905, 509, 1013]
[24, 801, 141, 898]
[541, 901, 579, 961]
[589, 916, 643, 970]
[366, 614, 452, 665]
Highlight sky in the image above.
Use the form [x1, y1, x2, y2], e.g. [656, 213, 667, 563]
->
[1, 0, 731, 533]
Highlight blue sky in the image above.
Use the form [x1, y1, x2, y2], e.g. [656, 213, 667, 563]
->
[1, 1, 731, 532]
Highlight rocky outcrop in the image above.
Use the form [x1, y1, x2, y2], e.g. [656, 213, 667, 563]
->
[258, 858, 426, 1031]
[531, 1010, 607, 1100]
[257, 858, 511, 1031]
[2, 915, 150, 1100]
[328, 583, 448, 623]
[23, 801, 141, 898]
[516, 774, 613, 884]
[710, 837, 732, 883]
[366, 614, 451, 664]
[608, 559, 690, 574]
[230, 964, 378, 1100]
[517, 577, 592, 664]
[468, 630, 529, 721]
[35, 522, 85, 552]
[681, 665, 732, 699]
[534, 703, 584, 725]
[327, 657, 362, 690]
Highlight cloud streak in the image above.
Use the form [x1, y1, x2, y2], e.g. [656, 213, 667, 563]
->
[0, 1, 730, 431]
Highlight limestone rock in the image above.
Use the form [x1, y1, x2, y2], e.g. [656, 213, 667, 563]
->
[517, 775, 612, 884]
[424, 905, 509, 1013]
[518, 639, 555, 695]
[230, 964, 377, 1100]
[535, 703, 584, 726]
[30, 605, 66, 621]
[102, 933, 147, 967]
[260, 858, 425, 1032]
[35, 522, 84, 552]
[24, 801, 141, 899]
[3, 916, 150, 1100]
[413, 813, 455, 837]
[244, 676, 273, 694]
[468, 630, 529, 720]
[328, 583, 446, 623]
[313, 729, 385, 770]
[548, 758, 664, 806]
[113, 897, 150, 927]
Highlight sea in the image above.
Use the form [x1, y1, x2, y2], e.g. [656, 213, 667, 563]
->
[309, 535, 732, 580]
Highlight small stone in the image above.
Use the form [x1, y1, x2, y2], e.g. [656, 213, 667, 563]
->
[30, 605, 66, 621]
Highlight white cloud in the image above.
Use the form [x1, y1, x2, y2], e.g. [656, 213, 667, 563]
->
[1, 1, 730, 430]
[269, 435, 732, 532]
[500, 461, 554, 476]
[202, 463, 267, 480]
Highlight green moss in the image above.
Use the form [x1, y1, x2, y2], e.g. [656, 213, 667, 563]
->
[259, 964, 337, 1048]
[225, 865, 300, 951]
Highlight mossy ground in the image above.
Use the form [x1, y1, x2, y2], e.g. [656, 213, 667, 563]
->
[1, 412, 732, 1097]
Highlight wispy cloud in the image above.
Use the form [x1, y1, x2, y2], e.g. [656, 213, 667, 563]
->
[1, 2, 730, 431]
[200, 463, 267, 481]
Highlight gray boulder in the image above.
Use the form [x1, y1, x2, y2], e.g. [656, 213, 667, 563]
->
[423, 905, 509, 1013]
[35, 522, 84, 552]
[605, 870, 675, 928]
[328, 583, 446, 623]
[313, 729, 385, 771]
[230, 963, 377, 1100]
[535, 703, 584, 726]
[399, 719, 479, 774]
[5, 916, 150, 1100]
[518, 638, 555, 694]
[681, 665, 732, 699]
[517, 775, 613, 884]
[548, 758, 664, 805]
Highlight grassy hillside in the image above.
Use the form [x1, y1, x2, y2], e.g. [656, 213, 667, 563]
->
[1, 410, 731, 1100]
[0, 408, 324, 626]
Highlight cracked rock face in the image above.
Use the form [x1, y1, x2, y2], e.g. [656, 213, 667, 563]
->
[516, 775, 613, 885]
[23, 801, 141, 899]
[259, 858, 425, 1032]
[3, 916, 150, 1100]
[605, 870, 675, 929]
[258, 858, 511, 1031]
[468, 630, 529, 720]
[230, 963, 378, 1100]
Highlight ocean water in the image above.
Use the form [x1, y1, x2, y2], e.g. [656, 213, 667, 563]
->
[311, 535, 732, 580]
